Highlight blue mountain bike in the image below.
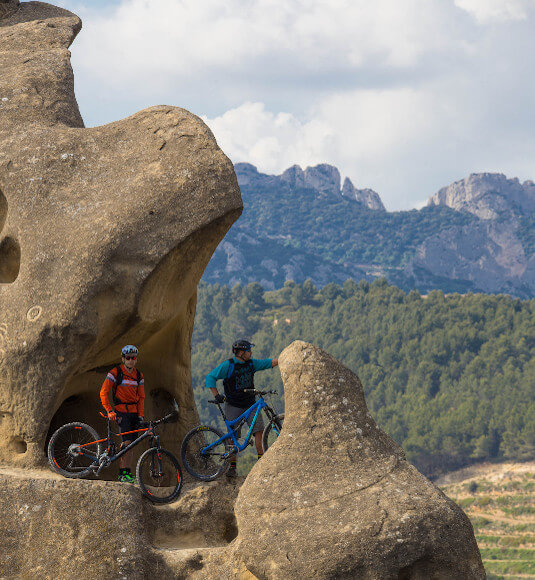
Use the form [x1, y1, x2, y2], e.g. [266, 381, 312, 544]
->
[180, 389, 284, 481]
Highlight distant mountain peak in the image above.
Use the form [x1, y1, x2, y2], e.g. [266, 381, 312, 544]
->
[303, 164, 341, 195]
[235, 162, 385, 210]
[280, 164, 306, 188]
[341, 177, 385, 211]
[427, 172, 535, 219]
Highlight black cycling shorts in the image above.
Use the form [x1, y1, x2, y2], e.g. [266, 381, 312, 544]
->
[116, 412, 141, 443]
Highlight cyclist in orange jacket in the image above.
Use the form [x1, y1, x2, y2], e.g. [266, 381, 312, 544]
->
[100, 345, 145, 482]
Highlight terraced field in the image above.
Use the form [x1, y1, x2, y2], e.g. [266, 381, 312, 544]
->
[439, 462, 535, 579]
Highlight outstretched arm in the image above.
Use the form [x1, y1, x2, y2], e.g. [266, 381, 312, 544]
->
[252, 358, 278, 371]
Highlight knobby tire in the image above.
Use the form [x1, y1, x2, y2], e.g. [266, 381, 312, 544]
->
[136, 447, 182, 504]
[47, 422, 102, 478]
[262, 413, 284, 453]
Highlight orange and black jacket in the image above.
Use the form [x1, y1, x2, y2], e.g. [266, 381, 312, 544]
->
[100, 364, 145, 415]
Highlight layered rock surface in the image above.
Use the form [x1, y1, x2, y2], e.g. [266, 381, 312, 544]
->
[0, 2, 241, 467]
[233, 341, 485, 580]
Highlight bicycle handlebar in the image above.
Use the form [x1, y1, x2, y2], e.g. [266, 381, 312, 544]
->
[99, 410, 178, 425]
[208, 389, 277, 405]
[152, 411, 179, 425]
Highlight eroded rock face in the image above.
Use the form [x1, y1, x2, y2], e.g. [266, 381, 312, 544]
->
[234, 341, 485, 580]
[341, 176, 385, 210]
[427, 172, 535, 219]
[0, 2, 242, 467]
[0, 467, 242, 579]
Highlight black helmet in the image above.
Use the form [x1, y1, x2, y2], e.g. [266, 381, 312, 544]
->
[232, 339, 255, 354]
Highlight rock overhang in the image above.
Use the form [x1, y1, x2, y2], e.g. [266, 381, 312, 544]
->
[0, 1, 242, 468]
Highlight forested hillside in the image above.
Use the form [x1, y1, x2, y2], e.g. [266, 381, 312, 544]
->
[192, 280, 535, 477]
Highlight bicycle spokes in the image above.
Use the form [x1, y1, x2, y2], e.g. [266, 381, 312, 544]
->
[48, 422, 102, 478]
[181, 426, 231, 480]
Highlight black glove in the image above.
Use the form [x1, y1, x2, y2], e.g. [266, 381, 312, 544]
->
[214, 393, 225, 404]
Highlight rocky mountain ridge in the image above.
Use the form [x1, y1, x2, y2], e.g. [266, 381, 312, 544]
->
[428, 172, 535, 220]
[204, 164, 535, 298]
[237, 162, 386, 210]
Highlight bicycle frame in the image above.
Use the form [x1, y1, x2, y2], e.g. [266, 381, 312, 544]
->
[202, 396, 273, 456]
[75, 422, 159, 472]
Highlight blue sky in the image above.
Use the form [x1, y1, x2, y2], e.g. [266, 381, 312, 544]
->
[54, 0, 535, 210]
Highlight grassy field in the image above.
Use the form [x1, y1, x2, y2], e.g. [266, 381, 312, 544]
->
[438, 462, 535, 579]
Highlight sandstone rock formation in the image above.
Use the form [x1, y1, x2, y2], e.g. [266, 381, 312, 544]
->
[0, 337, 486, 579]
[233, 341, 485, 580]
[0, 2, 241, 468]
[0, 467, 242, 579]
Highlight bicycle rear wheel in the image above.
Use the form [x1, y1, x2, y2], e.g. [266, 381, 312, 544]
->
[47, 422, 102, 478]
[262, 413, 284, 453]
[136, 447, 182, 504]
[180, 425, 232, 481]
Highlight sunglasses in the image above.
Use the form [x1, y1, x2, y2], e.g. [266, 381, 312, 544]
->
[123, 355, 137, 360]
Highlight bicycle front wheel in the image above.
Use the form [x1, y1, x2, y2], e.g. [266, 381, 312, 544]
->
[136, 447, 182, 504]
[262, 413, 284, 453]
[48, 422, 102, 478]
[180, 425, 232, 481]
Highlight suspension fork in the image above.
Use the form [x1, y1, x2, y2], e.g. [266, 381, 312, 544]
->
[150, 435, 164, 477]
[263, 405, 276, 422]
[150, 434, 160, 449]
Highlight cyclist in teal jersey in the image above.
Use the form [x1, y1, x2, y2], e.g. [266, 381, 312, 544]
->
[206, 339, 278, 476]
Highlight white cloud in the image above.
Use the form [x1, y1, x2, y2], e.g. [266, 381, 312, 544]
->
[70, 0, 462, 87]
[203, 103, 335, 172]
[57, 0, 535, 209]
[202, 89, 451, 208]
[454, 0, 531, 24]
[203, 91, 437, 209]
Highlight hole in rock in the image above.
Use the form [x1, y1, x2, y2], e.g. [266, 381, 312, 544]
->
[222, 515, 238, 543]
[45, 391, 102, 454]
[398, 557, 434, 579]
[9, 436, 27, 454]
[0, 236, 21, 283]
[0, 189, 20, 284]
